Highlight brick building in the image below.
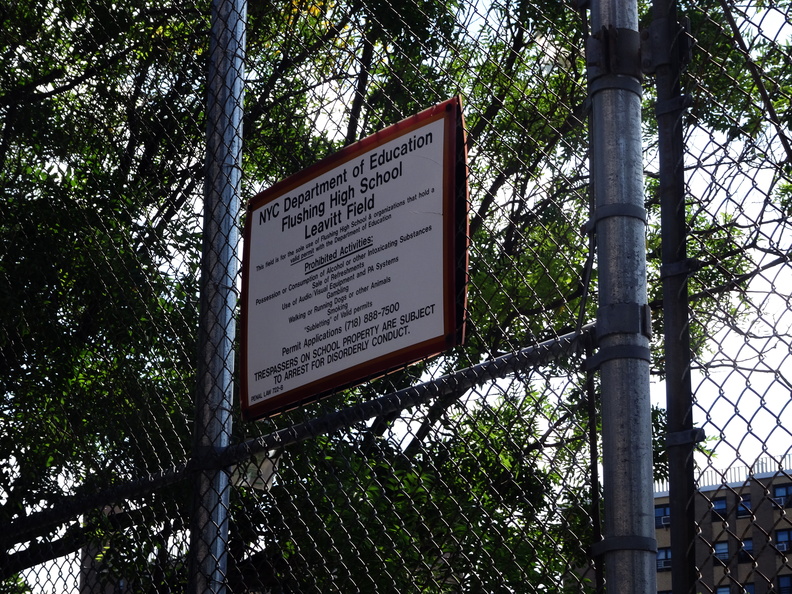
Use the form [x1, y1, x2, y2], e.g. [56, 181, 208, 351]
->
[655, 457, 792, 594]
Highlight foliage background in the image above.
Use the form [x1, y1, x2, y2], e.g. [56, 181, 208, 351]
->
[1, 0, 790, 591]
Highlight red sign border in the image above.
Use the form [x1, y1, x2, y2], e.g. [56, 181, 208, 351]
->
[240, 97, 468, 420]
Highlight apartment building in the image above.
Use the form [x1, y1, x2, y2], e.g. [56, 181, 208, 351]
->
[655, 458, 792, 594]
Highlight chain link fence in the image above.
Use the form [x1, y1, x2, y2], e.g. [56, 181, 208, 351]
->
[0, 0, 790, 592]
[664, 2, 792, 593]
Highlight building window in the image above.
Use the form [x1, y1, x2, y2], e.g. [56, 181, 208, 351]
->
[716, 587, 730, 594]
[776, 529, 792, 554]
[714, 541, 729, 564]
[742, 584, 755, 594]
[657, 547, 672, 571]
[774, 484, 792, 508]
[713, 497, 728, 521]
[737, 494, 752, 518]
[655, 504, 671, 528]
[779, 575, 792, 594]
[739, 539, 753, 563]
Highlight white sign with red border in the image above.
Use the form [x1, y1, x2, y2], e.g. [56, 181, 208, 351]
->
[241, 98, 467, 419]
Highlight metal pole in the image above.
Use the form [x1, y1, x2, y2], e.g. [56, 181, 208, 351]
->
[188, 0, 246, 591]
[648, 1, 698, 591]
[587, 0, 656, 590]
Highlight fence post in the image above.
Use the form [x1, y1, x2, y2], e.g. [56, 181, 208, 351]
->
[647, 1, 698, 592]
[188, 0, 246, 591]
[587, 0, 657, 591]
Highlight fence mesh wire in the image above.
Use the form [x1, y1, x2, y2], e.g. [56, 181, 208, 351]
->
[0, 0, 790, 592]
[664, 3, 792, 593]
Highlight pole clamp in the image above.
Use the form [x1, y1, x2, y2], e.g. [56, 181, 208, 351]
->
[641, 17, 693, 75]
[585, 345, 651, 371]
[666, 427, 706, 448]
[596, 303, 653, 341]
[660, 258, 704, 280]
[655, 93, 693, 116]
[587, 26, 643, 98]
[582, 203, 647, 235]
[591, 535, 657, 558]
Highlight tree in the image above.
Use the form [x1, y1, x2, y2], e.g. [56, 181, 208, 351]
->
[2, 0, 790, 590]
[0, 0, 207, 587]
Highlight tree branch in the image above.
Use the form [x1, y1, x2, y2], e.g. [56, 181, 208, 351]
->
[344, 28, 375, 146]
[718, 0, 792, 163]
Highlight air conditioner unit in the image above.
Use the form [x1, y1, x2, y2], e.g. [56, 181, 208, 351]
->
[661, 515, 671, 526]
[777, 542, 790, 552]
[657, 559, 673, 569]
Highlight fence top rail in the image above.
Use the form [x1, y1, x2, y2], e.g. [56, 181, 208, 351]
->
[3, 324, 595, 554]
[220, 323, 595, 467]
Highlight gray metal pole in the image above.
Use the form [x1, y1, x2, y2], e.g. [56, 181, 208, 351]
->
[587, 0, 657, 591]
[188, 0, 246, 591]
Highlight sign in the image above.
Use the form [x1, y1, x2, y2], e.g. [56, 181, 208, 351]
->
[241, 97, 467, 419]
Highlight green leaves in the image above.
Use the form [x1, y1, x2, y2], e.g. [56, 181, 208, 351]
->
[0, 0, 204, 543]
[3, 0, 788, 589]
